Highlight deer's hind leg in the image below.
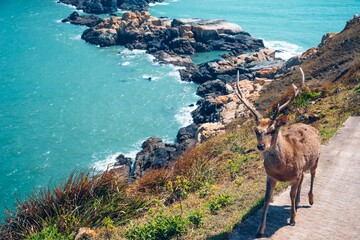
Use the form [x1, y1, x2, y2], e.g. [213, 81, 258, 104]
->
[308, 168, 316, 205]
[295, 173, 304, 209]
[290, 176, 303, 226]
[308, 158, 319, 205]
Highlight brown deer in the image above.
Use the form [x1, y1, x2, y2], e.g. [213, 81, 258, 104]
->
[234, 68, 321, 237]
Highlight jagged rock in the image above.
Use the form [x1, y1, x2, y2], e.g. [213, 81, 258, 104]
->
[192, 96, 225, 124]
[75, 227, 98, 240]
[59, 0, 160, 13]
[134, 137, 183, 178]
[82, 28, 118, 46]
[176, 123, 198, 149]
[197, 122, 225, 143]
[255, 65, 281, 79]
[196, 79, 232, 97]
[189, 48, 279, 83]
[279, 47, 318, 74]
[319, 32, 337, 47]
[62, 11, 104, 27]
[80, 12, 264, 70]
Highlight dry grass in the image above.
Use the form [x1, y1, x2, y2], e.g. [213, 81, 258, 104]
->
[1, 69, 359, 240]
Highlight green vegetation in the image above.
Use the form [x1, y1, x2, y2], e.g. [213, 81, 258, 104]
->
[293, 89, 322, 108]
[1, 71, 359, 239]
[26, 224, 74, 240]
[208, 194, 233, 215]
[125, 213, 188, 240]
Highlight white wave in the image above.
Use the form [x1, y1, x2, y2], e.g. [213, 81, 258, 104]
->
[149, 2, 170, 6]
[121, 61, 130, 66]
[120, 48, 147, 56]
[56, 19, 62, 23]
[263, 40, 304, 60]
[175, 103, 197, 127]
[92, 149, 139, 172]
[70, 34, 81, 40]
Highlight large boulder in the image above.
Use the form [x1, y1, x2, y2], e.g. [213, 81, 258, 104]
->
[197, 122, 225, 143]
[59, 0, 154, 13]
[176, 123, 198, 149]
[196, 79, 232, 97]
[191, 96, 225, 124]
[134, 137, 182, 178]
[81, 28, 118, 46]
[62, 11, 104, 27]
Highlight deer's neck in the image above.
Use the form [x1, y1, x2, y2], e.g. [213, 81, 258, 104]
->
[265, 128, 286, 162]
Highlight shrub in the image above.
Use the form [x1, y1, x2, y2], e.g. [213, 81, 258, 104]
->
[208, 194, 232, 215]
[293, 89, 322, 108]
[125, 213, 188, 240]
[187, 210, 203, 228]
[26, 224, 74, 240]
[0, 170, 147, 239]
[355, 84, 360, 94]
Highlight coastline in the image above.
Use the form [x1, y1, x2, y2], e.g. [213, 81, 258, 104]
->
[59, 7, 298, 179]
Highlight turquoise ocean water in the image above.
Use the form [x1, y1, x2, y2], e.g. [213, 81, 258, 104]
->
[0, 0, 358, 219]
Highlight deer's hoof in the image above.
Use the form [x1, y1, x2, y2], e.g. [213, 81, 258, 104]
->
[289, 220, 296, 226]
[308, 193, 314, 205]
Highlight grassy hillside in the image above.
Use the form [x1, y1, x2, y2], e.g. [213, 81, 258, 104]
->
[1, 17, 360, 240]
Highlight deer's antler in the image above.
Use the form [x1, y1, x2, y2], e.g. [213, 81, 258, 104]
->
[234, 70, 263, 121]
[270, 67, 305, 120]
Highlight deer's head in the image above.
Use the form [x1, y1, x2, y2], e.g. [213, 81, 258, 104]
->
[234, 68, 305, 151]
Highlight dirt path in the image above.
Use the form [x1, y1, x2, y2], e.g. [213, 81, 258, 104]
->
[229, 116, 360, 240]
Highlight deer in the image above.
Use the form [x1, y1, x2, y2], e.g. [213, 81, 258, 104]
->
[234, 68, 321, 237]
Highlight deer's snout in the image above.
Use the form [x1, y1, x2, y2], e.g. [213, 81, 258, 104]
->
[257, 144, 266, 151]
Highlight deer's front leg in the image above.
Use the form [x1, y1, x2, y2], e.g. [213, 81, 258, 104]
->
[290, 177, 302, 226]
[256, 176, 277, 238]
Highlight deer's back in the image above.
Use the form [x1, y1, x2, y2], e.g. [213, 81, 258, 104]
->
[283, 123, 321, 171]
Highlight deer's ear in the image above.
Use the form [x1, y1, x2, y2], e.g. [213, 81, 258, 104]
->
[275, 115, 287, 127]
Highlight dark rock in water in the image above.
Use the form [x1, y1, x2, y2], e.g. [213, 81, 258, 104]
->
[189, 48, 280, 83]
[82, 28, 118, 47]
[114, 154, 132, 166]
[113, 154, 132, 179]
[196, 79, 231, 97]
[62, 11, 104, 27]
[191, 96, 224, 124]
[176, 123, 198, 149]
[168, 38, 196, 55]
[60, 0, 165, 13]
[134, 137, 182, 178]
[79, 11, 264, 74]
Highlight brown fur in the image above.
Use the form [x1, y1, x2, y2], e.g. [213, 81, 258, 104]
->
[255, 118, 321, 237]
[235, 68, 321, 237]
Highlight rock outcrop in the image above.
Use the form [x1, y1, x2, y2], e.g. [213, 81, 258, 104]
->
[80, 11, 264, 60]
[188, 48, 282, 83]
[59, 0, 163, 14]
[62, 11, 104, 27]
[133, 137, 182, 178]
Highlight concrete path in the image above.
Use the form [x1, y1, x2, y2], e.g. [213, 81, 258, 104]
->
[230, 117, 360, 240]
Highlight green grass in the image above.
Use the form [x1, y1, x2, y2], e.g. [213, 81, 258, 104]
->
[1, 76, 359, 240]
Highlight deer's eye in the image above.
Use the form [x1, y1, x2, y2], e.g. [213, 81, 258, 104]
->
[255, 130, 261, 137]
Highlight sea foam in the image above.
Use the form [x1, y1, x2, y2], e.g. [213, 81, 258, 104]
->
[149, 2, 170, 7]
[92, 149, 139, 172]
[175, 102, 197, 127]
[264, 40, 304, 60]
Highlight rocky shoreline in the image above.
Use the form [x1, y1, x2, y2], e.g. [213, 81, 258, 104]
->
[58, 0, 164, 14]
[60, 9, 313, 179]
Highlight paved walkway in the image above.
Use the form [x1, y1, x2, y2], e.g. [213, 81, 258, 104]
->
[230, 117, 360, 240]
